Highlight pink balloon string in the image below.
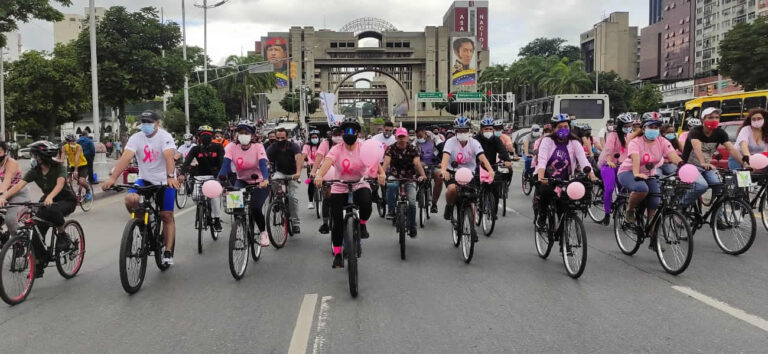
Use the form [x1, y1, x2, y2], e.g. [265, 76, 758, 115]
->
[142, 145, 152, 163]
[341, 159, 352, 175]
[457, 152, 465, 164]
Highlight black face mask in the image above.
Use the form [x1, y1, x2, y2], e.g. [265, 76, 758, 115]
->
[343, 135, 358, 145]
[200, 135, 213, 145]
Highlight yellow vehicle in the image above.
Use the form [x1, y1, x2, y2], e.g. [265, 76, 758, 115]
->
[681, 90, 768, 129]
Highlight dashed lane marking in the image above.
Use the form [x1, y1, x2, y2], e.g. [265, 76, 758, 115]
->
[672, 286, 768, 333]
[288, 293, 319, 354]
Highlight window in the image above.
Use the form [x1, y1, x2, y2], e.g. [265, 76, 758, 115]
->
[721, 98, 743, 115]
[559, 99, 605, 119]
[702, 100, 721, 110]
[403, 41, 410, 48]
[744, 96, 768, 110]
[330, 42, 338, 48]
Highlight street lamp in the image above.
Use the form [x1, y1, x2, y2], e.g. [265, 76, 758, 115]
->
[194, 0, 229, 84]
[182, 0, 190, 133]
[89, 0, 100, 142]
[0, 48, 5, 140]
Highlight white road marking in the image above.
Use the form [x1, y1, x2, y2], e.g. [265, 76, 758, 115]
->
[311, 296, 333, 354]
[288, 293, 319, 354]
[672, 286, 768, 333]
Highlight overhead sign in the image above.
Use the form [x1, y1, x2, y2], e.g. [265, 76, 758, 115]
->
[417, 92, 444, 102]
[455, 92, 484, 102]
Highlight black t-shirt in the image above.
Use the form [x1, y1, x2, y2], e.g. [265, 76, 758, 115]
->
[22, 163, 76, 202]
[182, 143, 225, 176]
[681, 126, 730, 165]
[266, 141, 301, 174]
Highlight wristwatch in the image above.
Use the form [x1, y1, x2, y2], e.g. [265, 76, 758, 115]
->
[167, 173, 177, 178]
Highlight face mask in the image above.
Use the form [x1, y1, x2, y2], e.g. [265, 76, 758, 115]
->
[622, 127, 633, 134]
[200, 135, 213, 145]
[141, 123, 156, 136]
[332, 136, 342, 144]
[482, 132, 493, 139]
[704, 120, 719, 130]
[343, 135, 358, 145]
[184, 140, 191, 147]
[383, 132, 392, 138]
[644, 129, 660, 140]
[752, 120, 764, 129]
[494, 131, 502, 137]
[409, 136, 416, 142]
[238, 134, 252, 145]
[531, 132, 541, 138]
[311, 138, 319, 144]
[457, 133, 470, 142]
[417, 138, 426, 144]
[556, 128, 570, 140]
[665, 133, 677, 140]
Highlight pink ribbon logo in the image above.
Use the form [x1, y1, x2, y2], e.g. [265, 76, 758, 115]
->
[142, 145, 153, 163]
[642, 153, 651, 164]
[235, 157, 244, 170]
[341, 159, 352, 175]
[457, 152, 465, 164]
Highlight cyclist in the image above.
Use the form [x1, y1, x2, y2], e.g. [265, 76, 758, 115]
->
[266, 127, 303, 234]
[372, 121, 396, 148]
[530, 124, 552, 173]
[415, 126, 443, 213]
[731, 108, 768, 171]
[617, 113, 684, 224]
[213, 129, 230, 148]
[312, 125, 343, 234]
[680, 107, 747, 207]
[0, 141, 77, 276]
[103, 111, 180, 265]
[0, 141, 29, 236]
[218, 120, 271, 247]
[660, 123, 682, 176]
[263, 131, 277, 150]
[176, 133, 196, 161]
[302, 129, 322, 209]
[535, 114, 597, 228]
[596, 113, 639, 222]
[598, 119, 615, 148]
[315, 118, 386, 268]
[493, 120, 515, 153]
[60, 134, 91, 201]
[440, 116, 496, 220]
[583, 124, 601, 157]
[180, 125, 225, 232]
[475, 117, 515, 216]
[436, 129, 455, 156]
[522, 124, 541, 178]
[383, 127, 427, 237]
[678, 117, 701, 147]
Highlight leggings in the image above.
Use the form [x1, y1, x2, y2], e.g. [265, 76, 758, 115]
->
[601, 165, 618, 214]
[307, 180, 316, 202]
[328, 188, 372, 247]
[234, 180, 269, 232]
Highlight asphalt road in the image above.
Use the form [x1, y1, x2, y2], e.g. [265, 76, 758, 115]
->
[2, 169, 768, 353]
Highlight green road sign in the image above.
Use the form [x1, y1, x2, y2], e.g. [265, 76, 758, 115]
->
[455, 92, 484, 102]
[417, 92, 444, 102]
[721, 82, 727, 89]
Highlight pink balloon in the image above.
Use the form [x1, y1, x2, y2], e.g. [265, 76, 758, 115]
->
[304, 178, 312, 185]
[455, 168, 474, 185]
[750, 154, 768, 170]
[566, 182, 586, 200]
[326, 166, 337, 180]
[479, 168, 493, 184]
[360, 139, 385, 168]
[678, 164, 700, 184]
[202, 180, 223, 199]
[367, 165, 378, 178]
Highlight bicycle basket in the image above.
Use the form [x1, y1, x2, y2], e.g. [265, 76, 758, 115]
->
[192, 176, 215, 201]
[223, 189, 250, 214]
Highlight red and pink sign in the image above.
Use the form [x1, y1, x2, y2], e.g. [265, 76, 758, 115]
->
[477, 6, 488, 50]
[454, 7, 468, 32]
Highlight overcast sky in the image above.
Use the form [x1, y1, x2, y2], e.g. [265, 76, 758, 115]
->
[14, 0, 646, 65]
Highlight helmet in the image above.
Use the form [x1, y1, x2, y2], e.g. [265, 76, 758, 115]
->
[183, 133, 193, 140]
[581, 123, 592, 131]
[493, 120, 504, 128]
[28, 140, 59, 158]
[235, 120, 255, 134]
[642, 112, 662, 126]
[309, 129, 320, 136]
[550, 114, 570, 124]
[453, 116, 471, 129]
[340, 117, 361, 132]
[214, 128, 223, 134]
[616, 113, 634, 125]
[197, 125, 213, 135]
[64, 134, 76, 142]
[686, 118, 702, 128]
[480, 117, 495, 127]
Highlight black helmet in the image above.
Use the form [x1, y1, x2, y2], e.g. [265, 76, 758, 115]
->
[340, 117, 361, 132]
[29, 140, 59, 158]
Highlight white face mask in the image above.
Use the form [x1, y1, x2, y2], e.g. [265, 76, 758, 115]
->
[416, 138, 426, 144]
[184, 140, 191, 147]
[483, 132, 493, 139]
[332, 136, 343, 144]
[457, 133, 470, 142]
[238, 134, 252, 145]
[531, 132, 541, 138]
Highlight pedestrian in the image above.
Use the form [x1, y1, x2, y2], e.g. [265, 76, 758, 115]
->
[77, 133, 96, 184]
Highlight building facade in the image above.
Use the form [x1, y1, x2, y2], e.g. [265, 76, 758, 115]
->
[650, 0, 665, 24]
[638, 0, 695, 81]
[53, 7, 106, 45]
[694, 0, 760, 76]
[580, 12, 639, 81]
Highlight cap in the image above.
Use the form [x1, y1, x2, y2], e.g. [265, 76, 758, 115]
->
[139, 111, 161, 123]
[701, 107, 722, 118]
[395, 127, 408, 137]
[530, 124, 541, 131]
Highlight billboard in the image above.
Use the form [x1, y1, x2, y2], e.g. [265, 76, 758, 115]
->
[476, 6, 488, 50]
[263, 36, 289, 88]
[451, 37, 477, 87]
[454, 7, 468, 32]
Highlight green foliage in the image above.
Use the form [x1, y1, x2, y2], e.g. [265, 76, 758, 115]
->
[630, 84, 663, 113]
[591, 71, 634, 117]
[279, 89, 319, 119]
[719, 17, 768, 91]
[0, 0, 71, 48]
[162, 109, 187, 136]
[170, 84, 227, 129]
[212, 54, 276, 119]
[518, 38, 581, 62]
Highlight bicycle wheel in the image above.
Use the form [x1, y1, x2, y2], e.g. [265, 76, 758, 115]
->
[418, 187, 428, 228]
[314, 188, 322, 219]
[153, 219, 172, 272]
[0, 235, 35, 305]
[56, 220, 85, 279]
[534, 211, 554, 259]
[461, 205, 476, 264]
[228, 217, 249, 280]
[398, 203, 407, 260]
[79, 184, 93, 212]
[176, 182, 188, 209]
[481, 191, 495, 236]
[451, 208, 460, 247]
[119, 219, 148, 294]
[522, 173, 533, 196]
[249, 217, 262, 262]
[587, 183, 606, 224]
[711, 198, 756, 255]
[759, 190, 768, 232]
[344, 216, 359, 298]
[502, 181, 509, 216]
[424, 182, 432, 220]
[376, 193, 386, 218]
[196, 204, 204, 254]
[613, 199, 642, 255]
[266, 202, 288, 249]
[562, 214, 587, 279]
[656, 210, 693, 275]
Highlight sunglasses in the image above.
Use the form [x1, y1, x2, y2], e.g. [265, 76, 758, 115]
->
[344, 127, 357, 136]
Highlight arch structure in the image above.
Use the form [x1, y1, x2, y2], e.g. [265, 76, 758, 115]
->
[339, 17, 398, 34]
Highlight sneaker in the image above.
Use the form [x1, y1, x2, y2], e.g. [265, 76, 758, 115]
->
[319, 223, 330, 234]
[430, 205, 438, 214]
[308, 202, 315, 210]
[259, 231, 270, 247]
[332, 253, 344, 268]
[536, 215, 547, 230]
[213, 218, 223, 232]
[624, 208, 636, 225]
[443, 204, 454, 220]
[386, 211, 395, 220]
[55, 233, 72, 251]
[360, 224, 370, 239]
[408, 226, 417, 238]
[602, 213, 611, 226]
[292, 225, 301, 234]
[716, 219, 732, 230]
[162, 250, 174, 266]
[34, 264, 44, 279]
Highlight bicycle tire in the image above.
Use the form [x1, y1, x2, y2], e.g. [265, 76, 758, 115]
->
[534, 210, 554, 259]
[562, 214, 587, 279]
[175, 182, 188, 209]
[481, 191, 495, 236]
[424, 181, 432, 220]
[344, 215, 359, 298]
[398, 203, 407, 260]
[79, 184, 93, 212]
[314, 188, 322, 219]
[461, 204, 476, 264]
[587, 183, 606, 224]
[0, 235, 36, 305]
[249, 217, 262, 262]
[56, 220, 86, 279]
[502, 182, 508, 216]
[418, 187, 427, 228]
[153, 219, 172, 272]
[196, 204, 205, 254]
[613, 198, 642, 255]
[452, 207, 460, 247]
[377, 198, 386, 218]
[759, 190, 768, 232]
[522, 173, 533, 196]
[228, 217, 249, 280]
[266, 202, 288, 249]
[119, 219, 148, 294]
[656, 210, 693, 275]
[711, 198, 756, 256]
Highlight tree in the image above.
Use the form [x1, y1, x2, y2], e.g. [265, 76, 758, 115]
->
[214, 54, 276, 120]
[719, 17, 768, 91]
[170, 84, 226, 129]
[519, 38, 567, 58]
[631, 84, 663, 113]
[539, 58, 592, 95]
[279, 89, 319, 119]
[590, 71, 634, 117]
[559, 45, 582, 63]
[0, 0, 71, 48]
[162, 109, 187, 136]
[5, 43, 90, 138]
[75, 7, 191, 141]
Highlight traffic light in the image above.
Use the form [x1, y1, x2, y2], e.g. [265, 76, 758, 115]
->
[447, 92, 454, 102]
[486, 90, 492, 103]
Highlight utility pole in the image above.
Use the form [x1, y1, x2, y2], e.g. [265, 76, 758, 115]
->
[89, 0, 100, 142]
[195, 0, 230, 85]
[182, 0, 190, 133]
[0, 49, 5, 141]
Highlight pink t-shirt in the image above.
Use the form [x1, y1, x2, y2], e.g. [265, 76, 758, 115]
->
[617, 136, 675, 176]
[302, 144, 319, 165]
[598, 132, 628, 167]
[325, 142, 370, 194]
[316, 140, 330, 157]
[225, 143, 267, 183]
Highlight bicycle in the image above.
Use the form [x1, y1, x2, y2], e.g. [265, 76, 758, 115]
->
[222, 183, 262, 280]
[176, 169, 193, 209]
[684, 168, 757, 256]
[612, 172, 694, 275]
[389, 178, 416, 260]
[533, 168, 592, 278]
[192, 176, 219, 254]
[308, 165, 322, 219]
[447, 170, 479, 264]
[372, 183, 387, 218]
[741, 173, 768, 232]
[66, 170, 93, 212]
[476, 165, 506, 236]
[265, 177, 295, 249]
[0, 202, 85, 305]
[498, 164, 513, 216]
[417, 167, 433, 228]
[109, 184, 175, 294]
[323, 180, 364, 298]
[586, 180, 608, 224]
[521, 158, 535, 196]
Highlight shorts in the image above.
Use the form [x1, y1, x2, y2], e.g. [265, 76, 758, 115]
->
[128, 179, 176, 212]
[68, 166, 88, 178]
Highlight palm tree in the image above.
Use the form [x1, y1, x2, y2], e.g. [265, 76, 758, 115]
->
[215, 54, 276, 120]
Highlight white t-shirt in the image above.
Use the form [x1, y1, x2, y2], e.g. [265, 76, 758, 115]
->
[125, 129, 177, 185]
[442, 137, 484, 172]
[371, 133, 396, 148]
[177, 143, 196, 158]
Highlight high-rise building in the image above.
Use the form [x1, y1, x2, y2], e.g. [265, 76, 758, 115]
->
[1, 31, 22, 62]
[639, 0, 694, 81]
[650, 0, 664, 24]
[694, 0, 760, 76]
[580, 12, 639, 82]
[53, 7, 107, 45]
